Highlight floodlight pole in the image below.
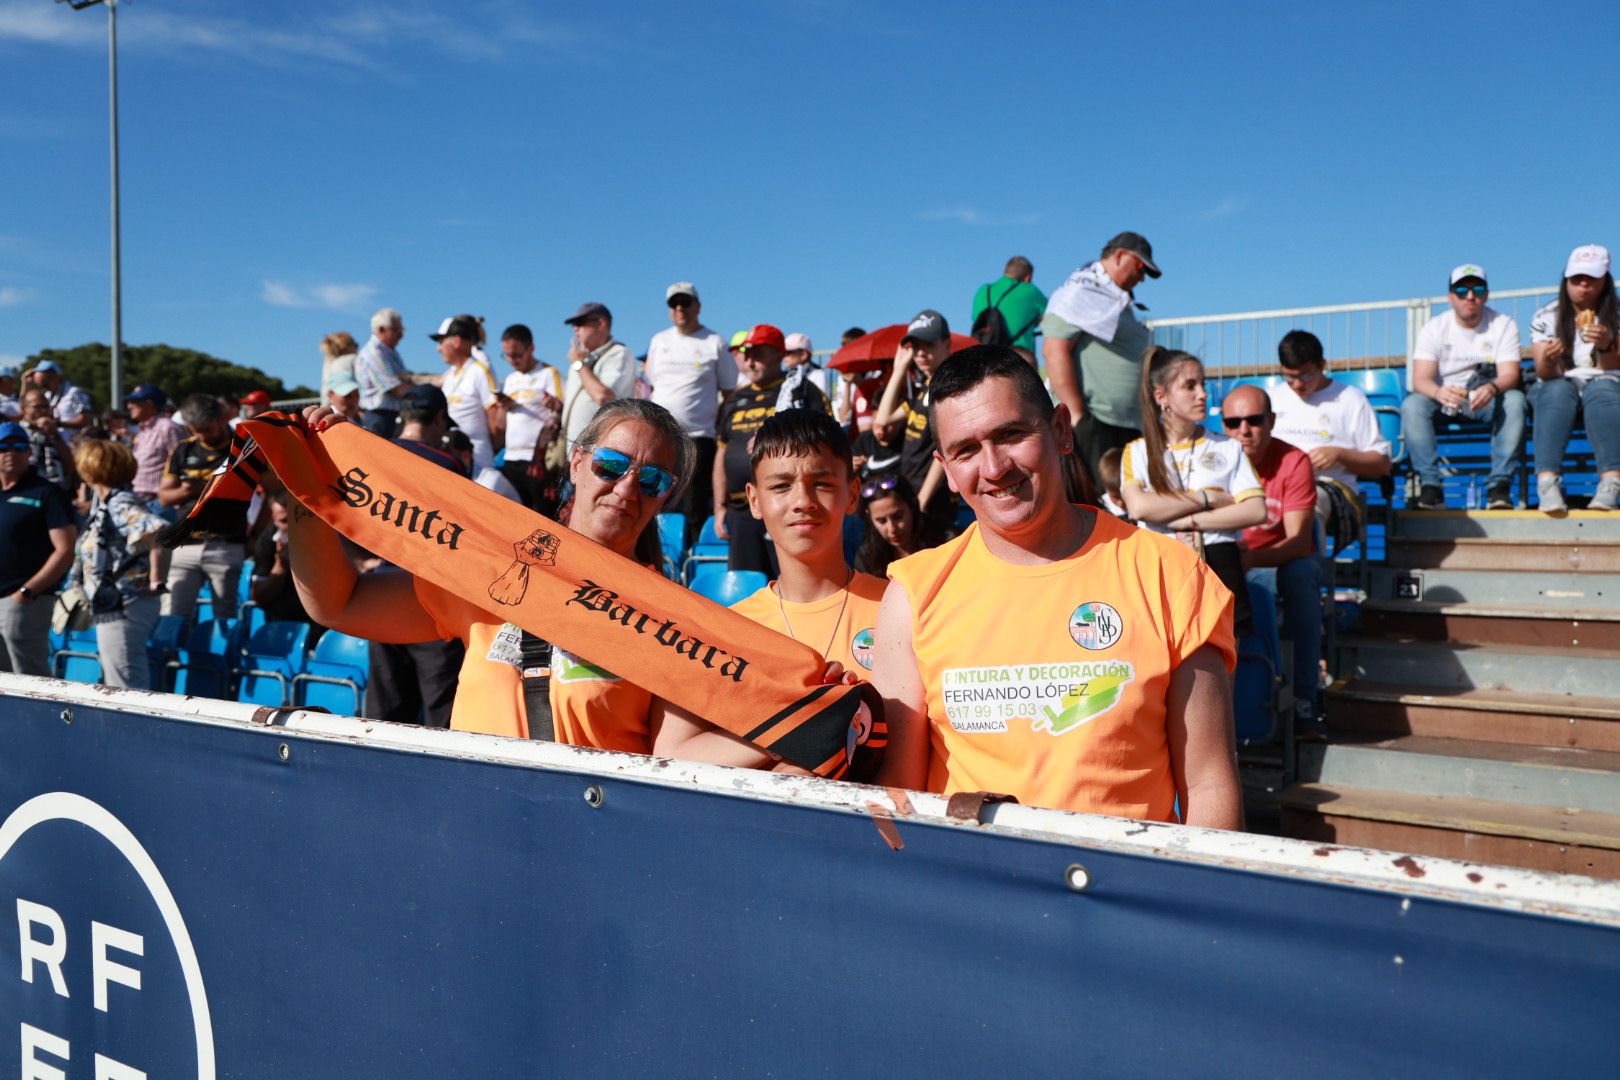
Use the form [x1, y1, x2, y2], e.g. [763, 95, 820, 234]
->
[107, 0, 121, 410]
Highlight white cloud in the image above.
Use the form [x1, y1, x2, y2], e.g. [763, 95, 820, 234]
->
[261, 280, 376, 311]
[0, 285, 36, 308]
[920, 205, 1040, 228]
[1198, 197, 1247, 222]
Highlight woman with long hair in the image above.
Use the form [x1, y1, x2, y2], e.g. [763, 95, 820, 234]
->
[286, 397, 695, 749]
[320, 331, 359, 401]
[1121, 346, 1266, 632]
[853, 472, 945, 576]
[69, 439, 168, 688]
[1528, 245, 1619, 511]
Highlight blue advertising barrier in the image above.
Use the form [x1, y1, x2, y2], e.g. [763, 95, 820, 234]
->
[2, 675, 1618, 1078]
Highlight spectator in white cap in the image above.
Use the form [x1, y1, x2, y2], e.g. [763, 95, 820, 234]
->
[643, 282, 736, 534]
[562, 302, 636, 455]
[28, 360, 93, 432]
[1529, 244, 1620, 511]
[432, 314, 501, 473]
[782, 332, 837, 412]
[1401, 264, 1526, 509]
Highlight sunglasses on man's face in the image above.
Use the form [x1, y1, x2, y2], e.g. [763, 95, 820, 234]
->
[1221, 413, 1268, 430]
[590, 446, 675, 500]
[860, 474, 899, 501]
[668, 296, 696, 309]
[1452, 285, 1487, 299]
[0, 440, 29, 454]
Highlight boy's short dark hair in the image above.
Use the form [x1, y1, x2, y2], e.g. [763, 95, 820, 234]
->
[749, 408, 853, 477]
[501, 323, 534, 346]
[1278, 329, 1325, 370]
[930, 343, 1055, 425]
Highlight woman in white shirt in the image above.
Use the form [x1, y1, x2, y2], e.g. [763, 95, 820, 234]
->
[1122, 346, 1267, 632]
[1528, 244, 1620, 512]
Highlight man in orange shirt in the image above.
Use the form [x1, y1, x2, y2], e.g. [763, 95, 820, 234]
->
[873, 345, 1243, 828]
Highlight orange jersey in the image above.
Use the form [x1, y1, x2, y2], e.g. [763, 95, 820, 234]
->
[730, 572, 886, 677]
[888, 508, 1235, 820]
[416, 577, 652, 753]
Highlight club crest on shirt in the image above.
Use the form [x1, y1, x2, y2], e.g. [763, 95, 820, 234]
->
[1069, 602, 1122, 651]
[1200, 451, 1222, 469]
[851, 628, 875, 670]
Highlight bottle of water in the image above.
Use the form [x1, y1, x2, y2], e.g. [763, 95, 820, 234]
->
[1466, 475, 1480, 510]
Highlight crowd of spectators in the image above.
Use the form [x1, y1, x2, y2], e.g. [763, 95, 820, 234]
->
[1, 234, 1613, 827]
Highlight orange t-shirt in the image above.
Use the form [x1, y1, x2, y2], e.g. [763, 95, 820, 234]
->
[887, 508, 1235, 820]
[729, 572, 886, 677]
[415, 577, 653, 753]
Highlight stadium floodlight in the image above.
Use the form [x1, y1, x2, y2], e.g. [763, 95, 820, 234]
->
[55, 0, 124, 409]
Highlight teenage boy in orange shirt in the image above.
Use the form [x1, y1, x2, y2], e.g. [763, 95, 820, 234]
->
[654, 409, 886, 772]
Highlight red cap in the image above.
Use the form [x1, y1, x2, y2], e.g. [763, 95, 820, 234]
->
[240, 389, 272, 407]
[741, 324, 786, 352]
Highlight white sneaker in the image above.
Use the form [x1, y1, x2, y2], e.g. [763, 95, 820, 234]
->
[1538, 474, 1566, 513]
[1592, 476, 1620, 512]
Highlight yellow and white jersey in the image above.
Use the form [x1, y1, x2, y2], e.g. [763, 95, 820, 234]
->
[1123, 428, 1263, 546]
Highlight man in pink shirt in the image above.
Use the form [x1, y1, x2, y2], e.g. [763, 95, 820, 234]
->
[127, 384, 183, 506]
[1223, 384, 1324, 737]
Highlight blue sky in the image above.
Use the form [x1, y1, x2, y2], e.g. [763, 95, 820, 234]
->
[2, 0, 1617, 392]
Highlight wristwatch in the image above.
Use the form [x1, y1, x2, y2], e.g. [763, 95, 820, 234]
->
[17, 585, 33, 601]
[571, 360, 584, 372]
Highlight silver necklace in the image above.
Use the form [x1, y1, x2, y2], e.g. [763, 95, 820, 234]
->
[776, 566, 852, 659]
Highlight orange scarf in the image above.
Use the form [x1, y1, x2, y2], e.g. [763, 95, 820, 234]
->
[178, 414, 869, 778]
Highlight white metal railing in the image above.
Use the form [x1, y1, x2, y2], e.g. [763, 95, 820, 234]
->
[1146, 286, 1557, 376]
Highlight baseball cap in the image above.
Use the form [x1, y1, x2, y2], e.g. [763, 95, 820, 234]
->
[402, 383, 449, 414]
[429, 315, 480, 342]
[1566, 244, 1611, 280]
[241, 389, 272, 407]
[1449, 264, 1487, 287]
[784, 332, 813, 354]
[741, 324, 786, 352]
[728, 330, 749, 352]
[564, 301, 612, 326]
[1101, 231, 1161, 278]
[30, 360, 61, 375]
[0, 420, 28, 447]
[126, 383, 167, 407]
[665, 282, 699, 303]
[901, 309, 950, 345]
[328, 376, 359, 398]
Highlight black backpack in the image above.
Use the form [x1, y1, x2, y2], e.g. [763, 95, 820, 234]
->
[971, 280, 1038, 348]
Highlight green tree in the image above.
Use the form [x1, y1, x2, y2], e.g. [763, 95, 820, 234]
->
[26, 343, 316, 413]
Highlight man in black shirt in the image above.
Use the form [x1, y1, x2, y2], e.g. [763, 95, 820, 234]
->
[159, 394, 245, 620]
[0, 421, 76, 675]
[711, 324, 829, 573]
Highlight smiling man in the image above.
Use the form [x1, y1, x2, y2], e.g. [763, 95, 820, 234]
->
[872, 345, 1243, 829]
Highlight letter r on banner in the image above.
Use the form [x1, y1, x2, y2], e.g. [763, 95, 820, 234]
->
[16, 900, 68, 998]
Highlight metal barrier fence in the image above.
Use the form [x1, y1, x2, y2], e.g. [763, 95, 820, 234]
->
[1146, 286, 1557, 376]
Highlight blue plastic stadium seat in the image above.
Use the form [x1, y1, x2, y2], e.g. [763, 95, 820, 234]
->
[236, 621, 312, 707]
[681, 515, 729, 582]
[146, 614, 190, 691]
[52, 627, 102, 685]
[689, 566, 767, 607]
[171, 618, 238, 699]
[657, 512, 687, 581]
[293, 631, 370, 716]
[1233, 580, 1282, 743]
[238, 558, 255, 603]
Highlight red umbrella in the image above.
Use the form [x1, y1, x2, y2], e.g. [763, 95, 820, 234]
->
[827, 324, 979, 374]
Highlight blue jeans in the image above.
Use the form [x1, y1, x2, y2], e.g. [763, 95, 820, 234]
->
[1247, 559, 1324, 720]
[1400, 389, 1526, 488]
[1528, 375, 1620, 475]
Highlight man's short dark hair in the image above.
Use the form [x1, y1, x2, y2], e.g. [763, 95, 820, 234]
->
[1004, 255, 1033, 279]
[930, 344, 1056, 427]
[501, 323, 533, 346]
[749, 408, 854, 477]
[401, 402, 446, 427]
[841, 327, 867, 346]
[1278, 330, 1325, 370]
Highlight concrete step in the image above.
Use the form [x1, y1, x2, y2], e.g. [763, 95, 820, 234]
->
[1296, 735, 1620, 815]
[1369, 565, 1619, 607]
[1326, 679, 1620, 751]
[1279, 784, 1620, 879]
[1341, 636, 1620, 698]
[1392, 507, 1620, 542]
[1385, 536, 1620, 573]
[1360, 600, 1620, 649]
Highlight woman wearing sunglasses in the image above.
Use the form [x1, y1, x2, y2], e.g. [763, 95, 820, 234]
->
[1120, 347, 1266, 634]
[287, 398, 695, 751]
[853, 473, 944, 577]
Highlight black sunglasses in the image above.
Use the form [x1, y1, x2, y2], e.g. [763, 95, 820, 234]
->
[668, 296, 696, 309]
[0, 439, 29, 453]
[1221, 413, 1268, 429]
[1452, 284, 1487, 299]
[860, 474, 900, 501]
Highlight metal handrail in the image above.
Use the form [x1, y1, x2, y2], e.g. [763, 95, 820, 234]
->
[1145, 286, 1556, 329]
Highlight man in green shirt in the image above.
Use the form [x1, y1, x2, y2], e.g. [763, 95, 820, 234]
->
[1040, 231, 1160, 494]
[970, 256, 1047, 366]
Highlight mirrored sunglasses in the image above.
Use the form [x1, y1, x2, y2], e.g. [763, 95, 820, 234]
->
[0, 440, 29, 453]
[590, 446, 675, 499]
[1452, 284, 1487, 299]
[860, 474, 900, 501]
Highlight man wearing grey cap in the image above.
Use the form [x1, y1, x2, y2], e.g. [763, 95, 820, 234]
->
[1042, 230, 1161, 492]
[560, 302, 636, 454]
[644, 283, 735, 533]
[873, 309, 957, 532]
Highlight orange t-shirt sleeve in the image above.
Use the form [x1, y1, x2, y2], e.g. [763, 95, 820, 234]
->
[413, 575, 479, 642]
[1169, 559, 1237, 673]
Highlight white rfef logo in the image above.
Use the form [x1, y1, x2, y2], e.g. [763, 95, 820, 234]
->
[1, 792, 215, 1079]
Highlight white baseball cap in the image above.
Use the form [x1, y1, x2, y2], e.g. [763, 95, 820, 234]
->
[1449, 263, 1487, 286]
[665, 281, 699, 303]
[1565, 245, 1611, 280]
[784, 332, 813, 353]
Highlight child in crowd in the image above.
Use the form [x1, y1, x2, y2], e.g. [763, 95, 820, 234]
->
[1121, 346, 1266, 633]
[853, 473, 944, 576]
[1096, 447, 1131, 521]
[850, 414, 904, 480]
[655, 409, 886, 774]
